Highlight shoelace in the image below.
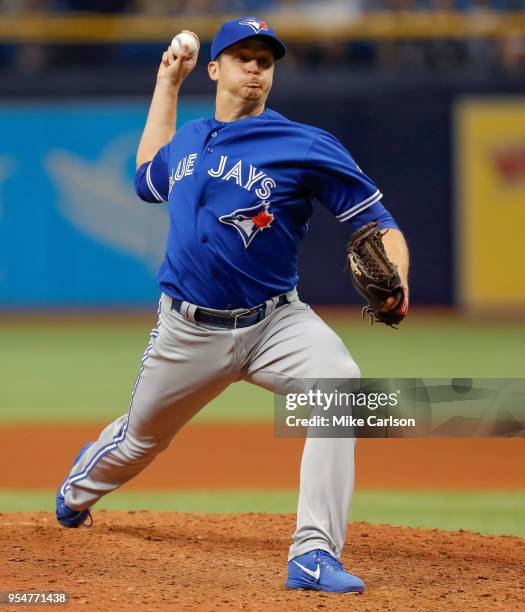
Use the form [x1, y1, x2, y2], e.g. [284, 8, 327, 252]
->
[82, 510, 93, 528]
[317, 550, 345, 573]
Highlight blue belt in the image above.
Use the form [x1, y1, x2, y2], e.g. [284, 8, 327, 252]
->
[171, 294, 288, 329]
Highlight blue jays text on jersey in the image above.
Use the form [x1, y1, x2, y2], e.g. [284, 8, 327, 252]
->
[135, 108, 398, 310]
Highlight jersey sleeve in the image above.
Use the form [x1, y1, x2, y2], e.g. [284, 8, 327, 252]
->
[134, 141, 170, 203]
[303, 131, 383, 223]
[346, 199, 399, 234]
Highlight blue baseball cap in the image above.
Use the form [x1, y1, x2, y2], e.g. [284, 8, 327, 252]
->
[211, 17, 286, 61]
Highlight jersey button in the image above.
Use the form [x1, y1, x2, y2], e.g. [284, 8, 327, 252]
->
[201, 235, 208, 243]
[207, 147, 213, 153]
[211, 131, 218, 138]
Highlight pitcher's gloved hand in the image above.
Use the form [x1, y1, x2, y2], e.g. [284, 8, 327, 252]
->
[346, 221, 408, 328]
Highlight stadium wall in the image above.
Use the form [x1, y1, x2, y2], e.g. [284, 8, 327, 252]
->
[0, 79, 522, 307]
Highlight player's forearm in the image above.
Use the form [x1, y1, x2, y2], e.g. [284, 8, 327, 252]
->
[136, 79, 180, 169]
[381, 228, 409, 292]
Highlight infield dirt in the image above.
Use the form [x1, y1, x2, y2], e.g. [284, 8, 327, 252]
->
[2, 425, 524, 610]
[1, 424, 524, 490]
[1, 512, 524, 611]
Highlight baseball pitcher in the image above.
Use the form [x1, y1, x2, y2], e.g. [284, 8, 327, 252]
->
[55, 17, 409, 594]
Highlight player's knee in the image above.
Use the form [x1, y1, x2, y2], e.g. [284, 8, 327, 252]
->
[328, 358, 360, 382]
[348, 360, 361, 381]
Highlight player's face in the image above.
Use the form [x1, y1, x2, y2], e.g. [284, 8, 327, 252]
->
[209, 40, 275, 104]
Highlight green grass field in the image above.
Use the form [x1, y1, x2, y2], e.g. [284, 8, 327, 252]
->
[1, 316, 524, 537]
[2, 490, 523, 537]
[1, 318, 524, 423]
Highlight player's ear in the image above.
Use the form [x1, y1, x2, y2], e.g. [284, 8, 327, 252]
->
[208, 60, 219, 82]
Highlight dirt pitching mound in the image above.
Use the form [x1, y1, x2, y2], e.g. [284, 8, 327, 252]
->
[1, 513, 523, 611]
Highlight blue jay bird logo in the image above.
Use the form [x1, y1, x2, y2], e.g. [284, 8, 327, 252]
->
[238, 18, 270, 34]
[219, 201, 274, 248]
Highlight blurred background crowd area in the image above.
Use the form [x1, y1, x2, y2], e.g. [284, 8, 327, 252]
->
[0, 0, 524, 77]
[2, 0, 525, 13]
[0, 3, 523, 312]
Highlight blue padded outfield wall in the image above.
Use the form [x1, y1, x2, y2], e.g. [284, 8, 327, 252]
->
[0, 100, 213, 307]
[0, 96, 452, 307]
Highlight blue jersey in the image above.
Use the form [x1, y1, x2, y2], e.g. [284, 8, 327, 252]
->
[135, 108, 397, 309]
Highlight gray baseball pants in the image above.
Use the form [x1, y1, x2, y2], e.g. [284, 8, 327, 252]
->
[62, 290, 360, 560]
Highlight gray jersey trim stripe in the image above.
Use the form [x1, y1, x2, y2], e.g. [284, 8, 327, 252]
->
[336, 190, 382, 221]
[337, 191, 383, 222]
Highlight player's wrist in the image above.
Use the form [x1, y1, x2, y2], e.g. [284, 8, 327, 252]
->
[155, 74, 182, 92]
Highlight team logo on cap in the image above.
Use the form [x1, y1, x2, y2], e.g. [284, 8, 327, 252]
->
[238, 18, 270, 34]
[219, 201, 274, 248]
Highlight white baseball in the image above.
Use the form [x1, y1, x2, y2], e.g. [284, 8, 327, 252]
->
[171, 32, 198, 57]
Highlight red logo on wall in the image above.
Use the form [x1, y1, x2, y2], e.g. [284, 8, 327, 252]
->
[493, 146, 525, 182]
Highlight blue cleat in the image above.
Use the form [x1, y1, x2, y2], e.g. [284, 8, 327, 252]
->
[55, 442, 95, 528]
[286, 549, 365, 593]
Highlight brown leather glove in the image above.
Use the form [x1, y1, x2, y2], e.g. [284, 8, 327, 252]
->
[346, 221, 408, 328]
